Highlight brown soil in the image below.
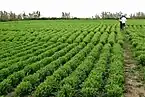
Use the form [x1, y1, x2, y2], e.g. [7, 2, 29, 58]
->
[124, 41, 145, 97]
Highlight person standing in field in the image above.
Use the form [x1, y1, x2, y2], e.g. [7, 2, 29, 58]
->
[119, 15, 127, 30]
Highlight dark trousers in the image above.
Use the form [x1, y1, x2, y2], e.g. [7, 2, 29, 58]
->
[120, 21, 122, 29]
[120, 22, 125, 30]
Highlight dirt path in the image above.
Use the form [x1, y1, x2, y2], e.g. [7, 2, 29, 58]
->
[124, 39, 145, 97]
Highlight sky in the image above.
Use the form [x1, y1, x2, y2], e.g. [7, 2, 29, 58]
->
[0, 0, 145, 18]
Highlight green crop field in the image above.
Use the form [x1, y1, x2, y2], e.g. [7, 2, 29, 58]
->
[0, 20, 145, 97]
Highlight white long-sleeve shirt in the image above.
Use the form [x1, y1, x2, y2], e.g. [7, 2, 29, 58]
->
[120, 17, 127, 23]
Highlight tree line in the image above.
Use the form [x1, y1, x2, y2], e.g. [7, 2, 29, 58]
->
[1, 11, 145, 21]
[95, 11, 145, 19]
[0, 11, 40, 21]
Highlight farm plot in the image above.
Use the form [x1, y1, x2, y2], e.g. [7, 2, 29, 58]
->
[1, 20, 143, 97]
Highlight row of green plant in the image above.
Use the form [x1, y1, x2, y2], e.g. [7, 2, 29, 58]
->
[0, 42, 60, 70]
[0, 43, 78, 95]
[32, 43, 101, 97]
[14, 43, 87, 96]
[126, 29, 145, 65]
[0, 43, 68, 82]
